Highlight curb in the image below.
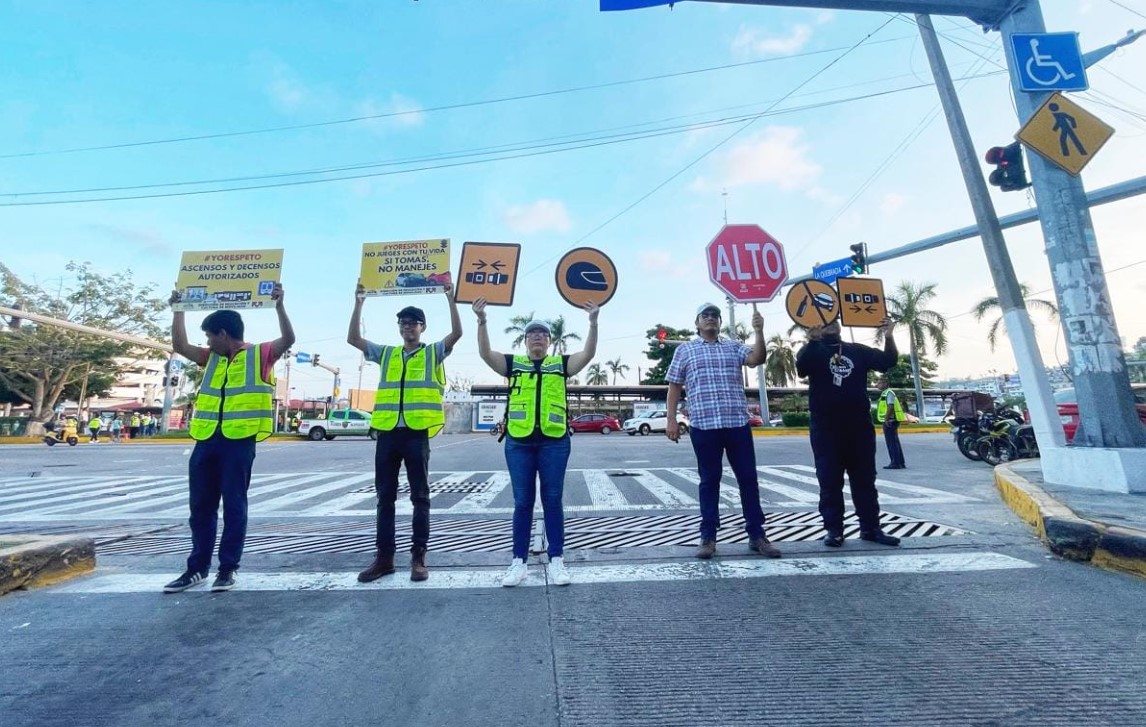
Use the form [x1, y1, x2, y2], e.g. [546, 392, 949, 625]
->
[994, 463, 1146, 578]
[0, 536, 96, 595]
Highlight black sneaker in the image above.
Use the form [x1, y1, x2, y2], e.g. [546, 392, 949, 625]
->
[163, 570, 208, 593]
[823, 532, 845, 547]
[211, 570, 236, 592]
[860, 529, 901, 547]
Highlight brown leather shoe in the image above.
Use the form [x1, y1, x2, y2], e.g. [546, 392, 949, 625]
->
[749, 536, 782, 558]
[357, 552, 395, 583]
[410, 548, 429, 582]
[696, 539, 717, 560]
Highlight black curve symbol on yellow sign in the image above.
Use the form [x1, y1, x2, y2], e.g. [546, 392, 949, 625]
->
[796, 281, 837, 326]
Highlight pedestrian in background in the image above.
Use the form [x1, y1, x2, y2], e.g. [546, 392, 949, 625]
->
[878, 376, 907, 469]
[87, 414, 101, 443]
[162, 282, 295, 594]
[795, 318, 902, 548]
[129, 412, 140, 439]
[110, 415, 123, 443]
[348, 281, 462, 584]
[665, 302, 780, 560]
[473, 298, 598, 587]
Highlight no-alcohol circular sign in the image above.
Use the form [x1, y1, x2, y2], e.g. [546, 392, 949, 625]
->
[555, 247, 618, 307]
[706, 224, 788, 303]
[786, 280, 840, 328]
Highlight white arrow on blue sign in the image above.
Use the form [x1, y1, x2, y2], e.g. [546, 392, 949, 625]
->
[295, 352, 312, 364]
[1011, 32, 1088, 93]
[812, 258, 854, 285]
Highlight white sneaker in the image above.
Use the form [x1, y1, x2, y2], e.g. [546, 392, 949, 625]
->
[547, 556, 572, 586]
[502, 558, 527, 587]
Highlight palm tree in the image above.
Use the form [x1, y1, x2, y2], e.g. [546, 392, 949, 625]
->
[721, 321, 749, 342]
[546, 316, 580, 355]
[504, 311, 537, 350]
[765, 334, 797, 387]
[879, 281, 948, 417]
[606, 357, 630, 385]
[585, 363, 609, 385]
[971, 283, 1058, 351]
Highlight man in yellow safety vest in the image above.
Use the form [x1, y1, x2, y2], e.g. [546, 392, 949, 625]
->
[348, 281, 462, 583]
[877, 376, 907, 470]
[162, 283, 295, 594]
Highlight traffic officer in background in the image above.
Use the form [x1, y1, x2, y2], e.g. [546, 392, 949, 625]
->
[472, 298, 598, 588]
[878, 376, 907, 469]
[348, 281, 462, 584]
[795, 317, 902, 548]
[163, 283, 295, 593]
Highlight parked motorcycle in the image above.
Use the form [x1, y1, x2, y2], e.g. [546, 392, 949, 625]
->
[975, 410, 1038, 465]
[951, 405, 1023, 462]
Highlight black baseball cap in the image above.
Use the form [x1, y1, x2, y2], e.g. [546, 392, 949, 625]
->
[396, 306, 426, 324]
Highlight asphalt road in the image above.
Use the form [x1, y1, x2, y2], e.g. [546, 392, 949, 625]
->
[2, 432, 1144, 726]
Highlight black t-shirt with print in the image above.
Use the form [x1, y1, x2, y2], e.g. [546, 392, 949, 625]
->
[796, 338, 898, 418]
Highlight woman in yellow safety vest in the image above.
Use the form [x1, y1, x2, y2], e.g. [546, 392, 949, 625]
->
[473, 297, 599, 588]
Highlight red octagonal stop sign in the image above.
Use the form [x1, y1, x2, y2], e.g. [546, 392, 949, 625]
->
[706, 224, 789, 302]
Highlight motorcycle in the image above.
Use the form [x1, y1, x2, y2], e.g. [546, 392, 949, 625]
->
[43, 421, 80, 447]
[975, 410, 1038, 465]
[951, 405, 1022, 462]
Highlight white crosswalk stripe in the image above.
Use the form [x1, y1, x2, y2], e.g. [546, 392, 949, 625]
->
[0, 466, 977, 521]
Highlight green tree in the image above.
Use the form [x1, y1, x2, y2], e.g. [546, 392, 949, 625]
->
[765, 334, 798, 387]
[605, 357, 630, 385]
[721, 321, 749, 342]
[0, 262, 168, 434]
[503, 311, 537, 350]
[641, 324, 693, 385]
[879, 281, 948, 417]
[547, 315, 581, 355]
[970, 283, 1058, 351]
[585, 363, 609, 385]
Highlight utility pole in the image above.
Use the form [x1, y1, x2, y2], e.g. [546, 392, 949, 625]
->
[914, 13, 1063, 453]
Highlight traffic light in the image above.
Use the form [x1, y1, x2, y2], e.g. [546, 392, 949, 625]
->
[849, 242, 868, 275]
[170, 375, 179, 387]
[312, 354, 320, 367]
[655, 328, 667, 348]
[985, 142, 1030, 192]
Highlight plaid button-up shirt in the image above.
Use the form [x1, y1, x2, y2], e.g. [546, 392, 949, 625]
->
[666, 337, 750, 430]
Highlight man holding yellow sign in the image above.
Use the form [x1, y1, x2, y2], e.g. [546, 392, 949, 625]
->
[359, 239, 452, 297]
[173, 249, 284, 312]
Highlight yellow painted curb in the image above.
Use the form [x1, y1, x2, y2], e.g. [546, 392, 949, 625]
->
[0, 536, 96, 595]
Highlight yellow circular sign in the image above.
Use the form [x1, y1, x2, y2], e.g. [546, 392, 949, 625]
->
[555, 248, 618, 307]
[785, 280, 840, 328]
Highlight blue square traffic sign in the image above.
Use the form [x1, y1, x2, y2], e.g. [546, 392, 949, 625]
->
[1011, 32, 1088, 93]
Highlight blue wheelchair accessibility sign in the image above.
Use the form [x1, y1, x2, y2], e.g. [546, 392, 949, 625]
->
[1011, 32, 1088, 92]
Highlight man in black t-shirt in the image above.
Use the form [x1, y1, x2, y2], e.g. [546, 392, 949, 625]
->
[795, 318, 902, 548]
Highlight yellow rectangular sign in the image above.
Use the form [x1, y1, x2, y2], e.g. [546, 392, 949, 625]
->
[454, 242, 521, 306]
[359, 239, 452, 297]
[1016, 92, 1113, 176]
[174, 249, 283, 312]
[836, 277, 886, 328]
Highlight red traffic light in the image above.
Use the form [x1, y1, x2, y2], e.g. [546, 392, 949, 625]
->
[656, 329, 667, 342]
[985, 146, 1009, 165]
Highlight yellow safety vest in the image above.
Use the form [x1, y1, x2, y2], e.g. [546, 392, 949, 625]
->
[506, 355, 567, 439]
[371, 344, 445, 436]
[190, 345, 275, 442]
[877, 389, 906, 422]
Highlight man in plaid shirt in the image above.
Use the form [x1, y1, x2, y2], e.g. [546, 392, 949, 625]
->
[666, 302, 781, 560]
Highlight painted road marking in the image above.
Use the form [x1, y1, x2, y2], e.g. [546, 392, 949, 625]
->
[48, 552, 1036, 593]
[0, 467, 977, 521]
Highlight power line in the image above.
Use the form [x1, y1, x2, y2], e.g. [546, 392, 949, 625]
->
[521, 14, 904, 277]
[1108, 0, 1146, 22]
[1, 71, 1004, 207]
[0, 37, 913, 161]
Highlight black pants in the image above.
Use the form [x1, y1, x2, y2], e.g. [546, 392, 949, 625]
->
[187, 434, 256, 574]
[374, 428, 430, 554]
[809, 413, 883, 534]
[883, 421, 905, 467]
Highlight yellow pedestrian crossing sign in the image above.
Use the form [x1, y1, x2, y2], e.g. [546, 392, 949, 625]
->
[1016, 92, 1113, 176]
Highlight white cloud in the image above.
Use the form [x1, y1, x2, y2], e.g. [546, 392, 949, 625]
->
[638, 251, 696, 280]
[815, 11, 835, 24]
[708, 127, 822, 192]
[501, 199, 572, 234]
[881, 192, 908, 216]
[358, 93, 426, 131]
[731, 24, 813, 58]
[266, 64, 307, 112]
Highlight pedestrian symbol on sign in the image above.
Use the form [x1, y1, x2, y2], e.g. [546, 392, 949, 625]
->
[1049, 103, 1086, 157]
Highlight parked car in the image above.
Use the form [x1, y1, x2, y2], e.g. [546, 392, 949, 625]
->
[747, 413, 764, 427]
[624, 410, 687, 436]
[1055, 387, 1146, 443]
[297, 408, 378, 441]
[568, 414, 621, 435]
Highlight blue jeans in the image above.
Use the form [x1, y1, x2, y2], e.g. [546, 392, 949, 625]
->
[186, 434, 256, 574]
[688, 425, 765, 541]
[505, 435, 570, 559]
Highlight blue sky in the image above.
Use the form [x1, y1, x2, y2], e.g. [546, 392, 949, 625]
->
[3, 1, 1145, 398]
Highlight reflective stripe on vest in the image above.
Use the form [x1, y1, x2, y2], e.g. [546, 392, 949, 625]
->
[371, 344, 445, 437]
[506, 355, 567, 438]
[190, 345, 275, 442]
